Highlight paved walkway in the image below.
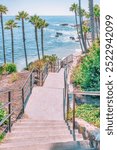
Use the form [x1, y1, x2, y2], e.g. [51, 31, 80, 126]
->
[25, 68, 65, 120]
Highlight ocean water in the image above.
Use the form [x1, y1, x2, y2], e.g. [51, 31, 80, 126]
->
[0, 16, 80, 70]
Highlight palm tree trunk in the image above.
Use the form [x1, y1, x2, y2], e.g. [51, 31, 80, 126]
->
[41, 28, 44, 58]
[11, 28, 14, 63]
[0, 13, 6, 63]
[84, 32, 87, 50]
[35, 27, 40, 60]
[74, 11, 84, 53]
[89, 0, 95, 41]
[22, 18, 28, 67]
[78, 0, 87, 53]
[95, 17, 99, 39]
[86, 33, 90, 48]
[98, 17, 100, 30]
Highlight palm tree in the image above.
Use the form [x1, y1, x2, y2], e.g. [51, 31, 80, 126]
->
[84, 12, 90, 19]
[78, 0, 87, 52]
[5, 20, 18, 63]
[29, 15, 41, 59]
[94, 4, 100, 38]
[70, 3, 84, 53]
[0, 5, 8, 64]
[88, 0, 95, 41]
[82, 21, 90, 48]
[40, 19, 48, 57]
[80, 9, 86, 22]
[16, 11, 29, 67]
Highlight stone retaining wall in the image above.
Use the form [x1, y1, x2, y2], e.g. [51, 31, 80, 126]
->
[75, 118, 100, 150]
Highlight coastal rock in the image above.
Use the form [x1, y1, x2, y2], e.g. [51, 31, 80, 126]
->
[71, 24, 80, 28]
[60, 23, 69, 26]
[75, 118, 100, 150]
[69, 36, 75, 40]
[56, 32, 63, 36]
[55, 32, 63, 37]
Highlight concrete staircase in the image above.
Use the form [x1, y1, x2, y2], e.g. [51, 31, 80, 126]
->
[0, 119, 95, 150]
[0, 67, 96, 150]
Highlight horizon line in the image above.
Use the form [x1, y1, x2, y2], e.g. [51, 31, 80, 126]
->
[5, 14, 74, 17]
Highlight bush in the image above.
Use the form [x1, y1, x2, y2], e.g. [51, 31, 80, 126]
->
[76, 104, 100, 127]
[28, 55, 58, 71]
[68, 104, 100, 127]
[28, 60, 45, 71]
[0, 133, 5, 142]
[0, 103, 7, 123]
[72, 40, 100, 91]
[0, 103, 7, 142]
[4, 63, 17, 74]
[0, 66, 3, 75]
[43, 55, 58, 64]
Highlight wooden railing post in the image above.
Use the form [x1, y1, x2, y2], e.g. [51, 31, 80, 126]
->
[73, 94, 75, 130]
[8, 91, 11, 132]
[22, 88, 25, 114]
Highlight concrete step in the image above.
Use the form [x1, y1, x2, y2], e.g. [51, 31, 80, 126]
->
[18, 119, 65, 123]
[0, 141, 95, 150]
[10, 129, 71, 136]
[12, 126, 69, 132]
[5, 134, 73, 143]
[7, 133, 73, 140]
[16, 120, 66, 126]
[14, 123, 67, 128]
[2, 136, 73, 148]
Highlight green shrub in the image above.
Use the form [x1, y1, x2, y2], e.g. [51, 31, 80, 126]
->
[43, 55, 58, 64]
[76, 104, 100, 127]
[72, 40, 100, 91]
[28, 60, 45, 71]
[4, 63, 17, 74]
[0, 133, 5, 142]
[0, 66, 3, 75]
[0, 104, 7, 123]
[28, 55, 58, 71]
[68, 104, 100, 127]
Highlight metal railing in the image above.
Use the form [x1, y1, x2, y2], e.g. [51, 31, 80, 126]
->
[0, 70, 34, 135]
[61, 54, 73, 67]
[0, 54, 74, 136]
[63, 62, 100, 131]
[34, 59, 61, 86]
[67, 91, 100, 130]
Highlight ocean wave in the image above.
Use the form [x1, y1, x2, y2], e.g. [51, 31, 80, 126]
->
[45, 27, 76, 37]
[57, 36, 76, 43]
[44, 28, 55, 33]
[53, 23, 60, 27]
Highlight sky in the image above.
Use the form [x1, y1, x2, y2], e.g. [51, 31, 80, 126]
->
[1, 0, 100, 16]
